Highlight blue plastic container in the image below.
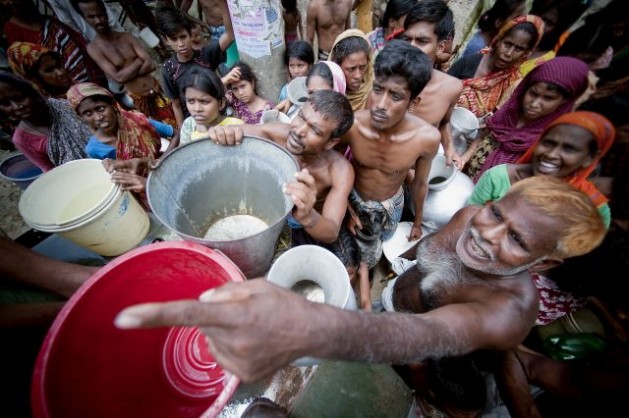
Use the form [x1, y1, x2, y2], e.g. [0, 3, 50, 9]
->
[0, 153, 43, 190]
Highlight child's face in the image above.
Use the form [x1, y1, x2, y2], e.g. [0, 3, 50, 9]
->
[288, 57, 311, 79]
[165, 29, 193, 57]
[185, 86, 222, 127]
[230, 79, 255, 104]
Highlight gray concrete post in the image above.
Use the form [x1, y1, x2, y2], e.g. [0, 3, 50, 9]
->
[227, 0, 286, 102]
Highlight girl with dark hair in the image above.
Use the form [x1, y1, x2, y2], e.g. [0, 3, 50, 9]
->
[366, 0, 417, 55]
[278, 40, 314, 103]
[461, 0, 526, 57]
[0, 72, 89, 172]
[177, 69, 243, 144]
[222, 61, 275, 124]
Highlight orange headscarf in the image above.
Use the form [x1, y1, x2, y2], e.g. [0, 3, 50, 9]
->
[66, 82, 160, 162]
[458, 15, 545, 117]
[517, 111, 616, 207]
[486, 15, 545, 53]
[7, 42, 61, 96]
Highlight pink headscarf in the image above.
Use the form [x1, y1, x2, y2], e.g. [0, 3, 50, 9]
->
[319, 60, 347, 94]
[475, 56, 589, 181]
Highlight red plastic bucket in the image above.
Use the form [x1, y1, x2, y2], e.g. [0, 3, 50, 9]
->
[31, 241, 244, 418]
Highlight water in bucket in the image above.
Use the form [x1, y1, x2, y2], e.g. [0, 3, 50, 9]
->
[203, 214, 269, 241]
[19, 159, 149, 256]
[147, 137, 299, 278]
[267, 244, 357, 366]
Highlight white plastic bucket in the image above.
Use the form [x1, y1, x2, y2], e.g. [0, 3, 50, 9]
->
[138, 27, 160, 48]
[260, 110, 290, 124]
[19, 159, 149, 256]
[267, 245, 357, 367]
[287, 76, 308, 107]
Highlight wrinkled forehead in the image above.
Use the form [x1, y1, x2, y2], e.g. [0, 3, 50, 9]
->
[495, 192, 565, 243]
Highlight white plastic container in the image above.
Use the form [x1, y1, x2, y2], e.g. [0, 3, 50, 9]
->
[19, 159, 149, 256]
[267, 245, 357, 366]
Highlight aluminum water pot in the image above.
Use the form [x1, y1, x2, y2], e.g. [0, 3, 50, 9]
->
[413, 154, 475, 232]
[147, 137, 299, 278]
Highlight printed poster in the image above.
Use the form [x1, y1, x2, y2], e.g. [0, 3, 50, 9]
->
[227, 0, 284, 58]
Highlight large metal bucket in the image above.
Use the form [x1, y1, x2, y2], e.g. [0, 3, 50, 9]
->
[147, 137, 299, 278]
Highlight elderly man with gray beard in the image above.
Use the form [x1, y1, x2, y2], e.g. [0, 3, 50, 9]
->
[115, 176, 605, 412]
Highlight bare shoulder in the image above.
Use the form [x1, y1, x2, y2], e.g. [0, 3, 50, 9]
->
[327, 150, 354, 177]
[328, 152, 354, 192]
[433, 70, 463, 98]
[406, 113, 440, 142]
[120, 31, 143, 45]
[86, 39, 106, 56]
[307, 0, 322, 13]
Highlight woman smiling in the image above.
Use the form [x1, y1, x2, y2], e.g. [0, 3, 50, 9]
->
[468, 111, 615, 227]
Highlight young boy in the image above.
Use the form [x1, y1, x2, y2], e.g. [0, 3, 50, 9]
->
[157, 1, 234, 127]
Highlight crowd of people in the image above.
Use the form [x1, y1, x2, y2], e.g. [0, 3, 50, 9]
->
[1, 0, 628, 416]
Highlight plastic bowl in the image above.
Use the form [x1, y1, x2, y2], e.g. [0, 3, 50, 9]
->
[31, 241, 244, 418]
[286, 76, 308, 107]
[260, 110, 291, 124]
[0, 152, 43, 190]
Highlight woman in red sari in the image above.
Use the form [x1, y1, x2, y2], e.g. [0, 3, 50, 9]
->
[450, 15, 544, 118]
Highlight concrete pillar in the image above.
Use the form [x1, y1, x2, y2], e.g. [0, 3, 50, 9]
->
[226, 0, 286, 102]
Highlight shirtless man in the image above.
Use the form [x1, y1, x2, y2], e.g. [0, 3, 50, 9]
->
[180, 0, 225, 41]
[307, 0, 353, 60]
[342, 40, 439, 249]
[402, 0, 464, 168]
[116, 177, 606, 385]
[202, 90, 365, 301]
[205, 90, 354, 246]
[72, 0, 176, 126]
